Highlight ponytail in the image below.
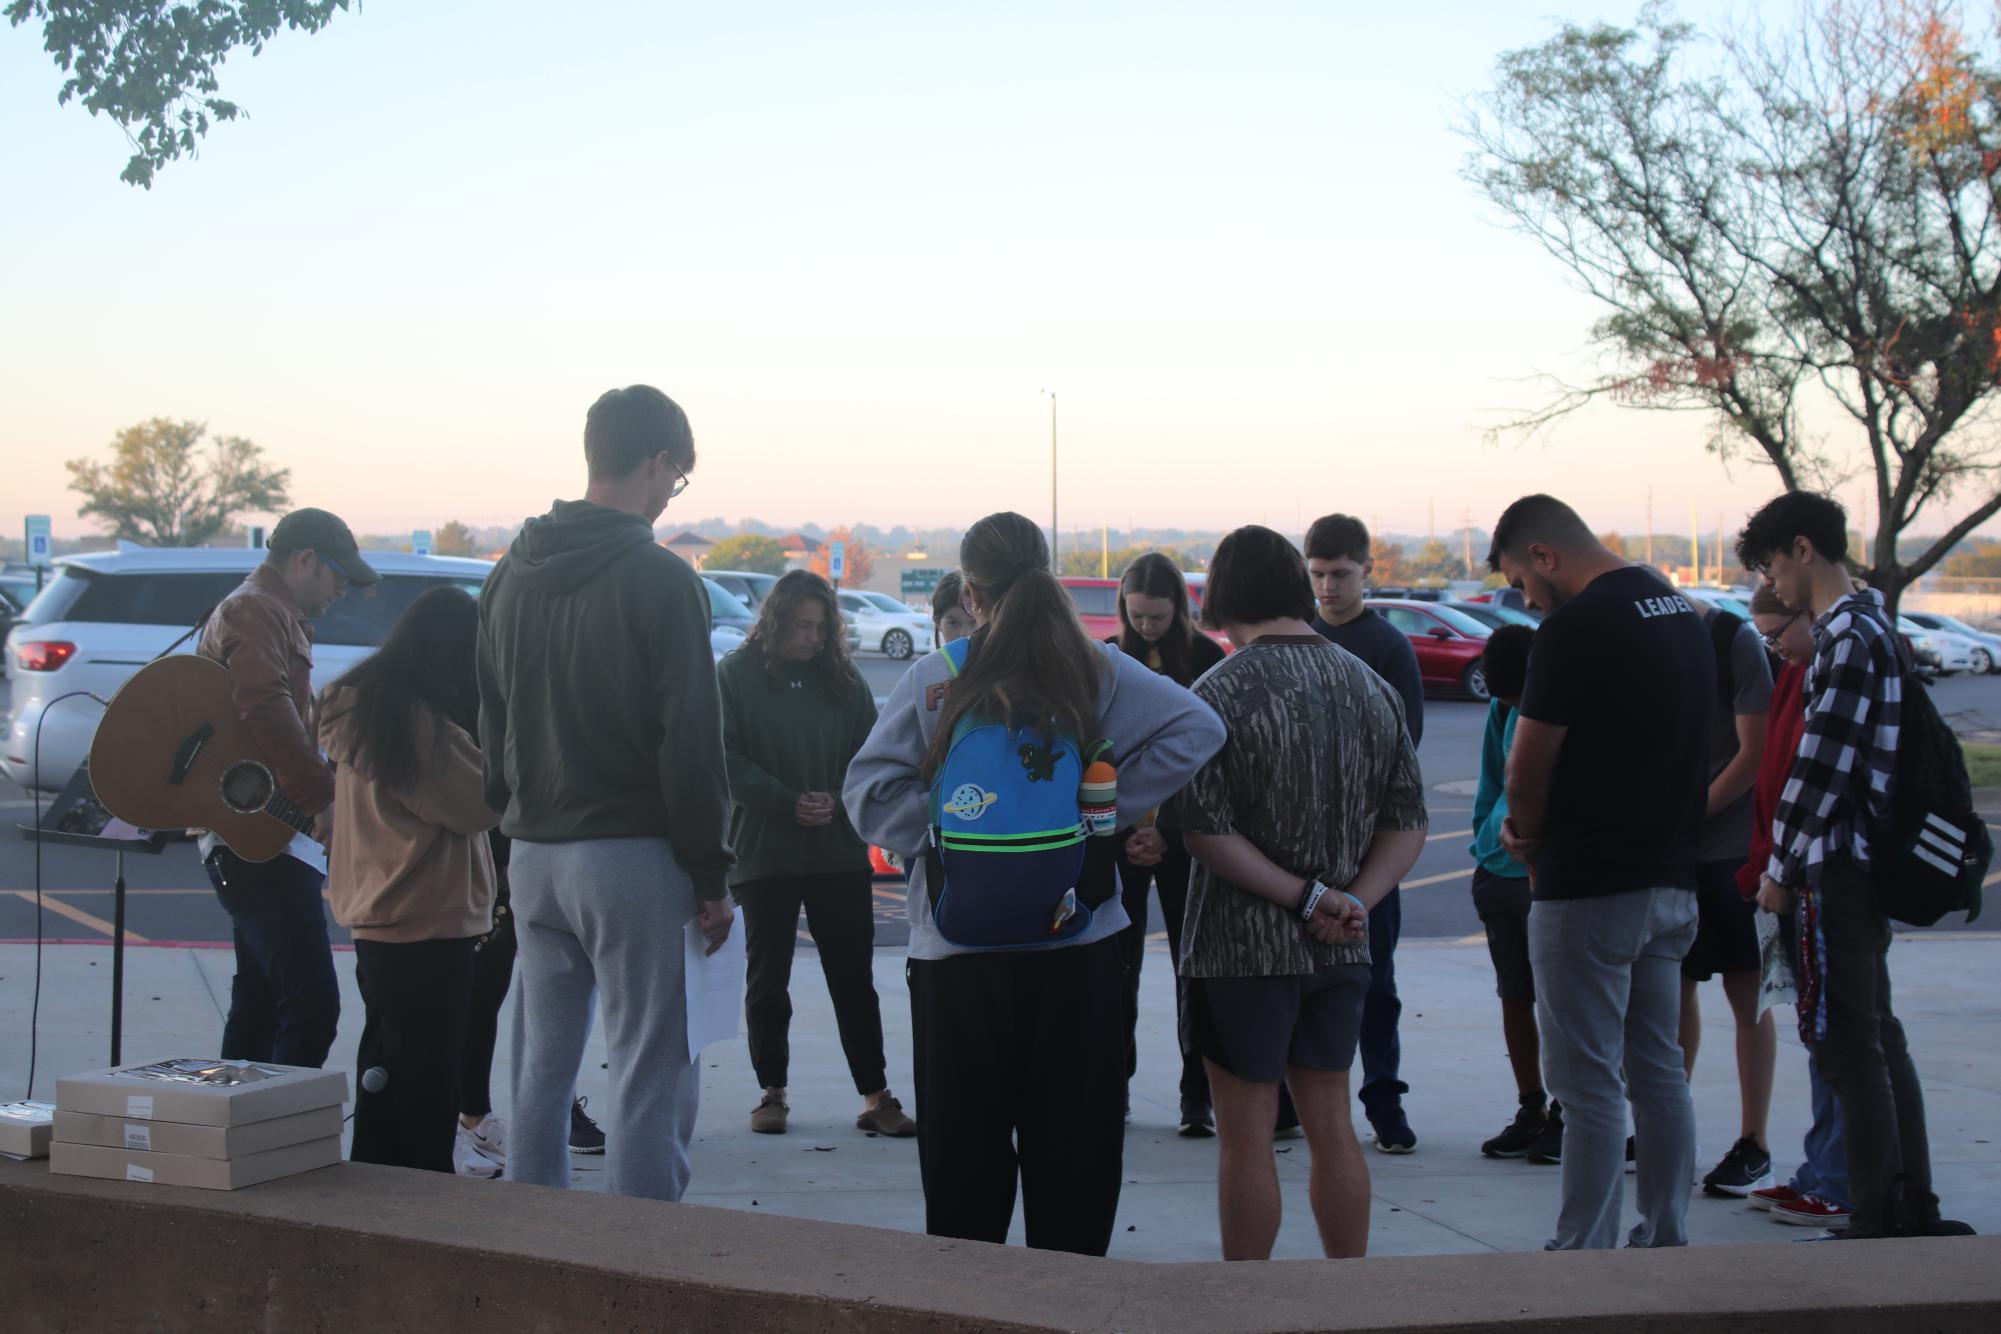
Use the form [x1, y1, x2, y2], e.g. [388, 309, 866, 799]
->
[922, 513, 1105, 779]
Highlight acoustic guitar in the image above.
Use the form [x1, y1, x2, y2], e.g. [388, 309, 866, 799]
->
[89, 655, 319, 863]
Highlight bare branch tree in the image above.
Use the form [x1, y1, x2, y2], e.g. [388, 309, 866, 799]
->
[1464, 0, 2001, 607]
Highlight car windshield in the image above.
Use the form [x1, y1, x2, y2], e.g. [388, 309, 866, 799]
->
[1420, 604, 1494, 637]
[310, 577, 487, 646]
[862, 592, 908, 614]
[1451, 602, 1535, 628]
[705, 579, 753, 621]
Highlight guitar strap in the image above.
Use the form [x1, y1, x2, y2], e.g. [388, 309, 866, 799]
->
[154, 602, 220, 663]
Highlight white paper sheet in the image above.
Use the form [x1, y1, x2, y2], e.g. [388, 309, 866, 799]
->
[683, 914, 746, 1055]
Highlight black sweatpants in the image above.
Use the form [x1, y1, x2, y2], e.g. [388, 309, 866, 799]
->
[350, 936, 476, 1173]
[907, 934, 1128, 1255]
[1808, 855, 1935, 1236]
[1110, 839, 1208, 1107]
[739, 871, 888, 1096]
[460, 875, 516, 1119]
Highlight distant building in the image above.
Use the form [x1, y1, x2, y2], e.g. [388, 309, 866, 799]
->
[661, 530, 715, 570]
[775, 532, 822, 569]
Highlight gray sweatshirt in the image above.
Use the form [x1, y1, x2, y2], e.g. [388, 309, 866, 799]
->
[844, 641, 1227, 959]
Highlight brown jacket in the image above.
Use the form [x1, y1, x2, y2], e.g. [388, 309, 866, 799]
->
[197, 565, 335, 814]
[319, 687, 498, 943]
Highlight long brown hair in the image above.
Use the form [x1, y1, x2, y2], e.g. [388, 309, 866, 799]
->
[323, 587, 480, 794]
[740, 569, 857, 700]
[1116, 552, 1204, 686]
[922, 512, 1104, 778]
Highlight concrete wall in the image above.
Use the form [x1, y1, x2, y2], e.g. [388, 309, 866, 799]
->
[3, 1159, 1998, 1332]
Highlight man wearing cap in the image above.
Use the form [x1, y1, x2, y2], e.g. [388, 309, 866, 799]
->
[197, 507, 380, 1069]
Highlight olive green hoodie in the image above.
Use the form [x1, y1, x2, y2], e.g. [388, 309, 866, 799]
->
[477, 500, 734, 899]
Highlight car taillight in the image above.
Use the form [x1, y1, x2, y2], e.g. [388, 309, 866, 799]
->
[14, 640, 76, 672]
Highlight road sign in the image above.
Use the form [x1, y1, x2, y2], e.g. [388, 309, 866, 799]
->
[412, 529, 433, 557]
[25, 516, 51, 567]
[829, 541, 846, 583]
[901, 567, 946, 598]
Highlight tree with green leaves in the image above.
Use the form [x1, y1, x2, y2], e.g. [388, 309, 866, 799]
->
[432, 520, 479, 557]
[67, 417, 290, 546]
[705, 533, 787, 574]
[1400, 539, 1463, 584]
[1464, 0, 2001, 609]
[7, 1, 351, 187]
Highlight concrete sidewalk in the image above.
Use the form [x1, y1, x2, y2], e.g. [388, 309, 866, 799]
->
[2, 933, 1997, 1259]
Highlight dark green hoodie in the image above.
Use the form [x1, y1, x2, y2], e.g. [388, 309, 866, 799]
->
[477, 500, 734, 899]
[718, 645, 878, 888]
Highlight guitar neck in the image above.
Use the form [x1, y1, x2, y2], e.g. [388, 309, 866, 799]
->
[264, 792, 316, 838]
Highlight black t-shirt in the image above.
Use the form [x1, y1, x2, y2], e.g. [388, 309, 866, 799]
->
[1517, 566, 1715, 901]
[1311, 608, 1425, 747]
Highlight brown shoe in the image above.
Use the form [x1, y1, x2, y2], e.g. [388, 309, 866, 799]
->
[750, 1093, 788, 1135]
[857, 1093, 917, 1138]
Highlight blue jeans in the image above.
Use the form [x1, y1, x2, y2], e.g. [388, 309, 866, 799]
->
[204, 849, 339, 1068]
[1358, 887, 1405, 1120]
[1790, 1053, 1851, 1209]
[1530, 886, 1699, 1250]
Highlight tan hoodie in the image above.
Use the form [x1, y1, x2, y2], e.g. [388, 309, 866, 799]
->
[320, 686, 499, 943]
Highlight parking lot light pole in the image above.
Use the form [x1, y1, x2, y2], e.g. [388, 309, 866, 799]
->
[1041, 388, 1057, 565]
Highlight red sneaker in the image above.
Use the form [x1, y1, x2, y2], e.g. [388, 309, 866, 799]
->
[1749, 1184, 1804, 1212]
[1771, 1194, 1852, 1229]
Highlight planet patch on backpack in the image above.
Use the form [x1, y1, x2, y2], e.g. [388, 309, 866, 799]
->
[943, 784, 999, 821]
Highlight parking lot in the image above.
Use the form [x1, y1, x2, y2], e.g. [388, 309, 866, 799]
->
[2, 661, 1997, 949]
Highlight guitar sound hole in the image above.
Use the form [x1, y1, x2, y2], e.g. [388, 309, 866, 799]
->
[219, 762, 275, 815]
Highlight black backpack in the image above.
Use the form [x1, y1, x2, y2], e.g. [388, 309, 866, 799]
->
[1860, 607, 1989, 926]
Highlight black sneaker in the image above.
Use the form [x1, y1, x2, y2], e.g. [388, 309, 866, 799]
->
[1482, 1100, 1548, 1159]
[1371, 1104, 1417, 1155]
[1178, 1099, 1216, 1139]
[568, 1096, 606, 1155]
[1702, 1136, 1774, 1197]
[1526, 1104, 1563, 1165]
[1897, 1188, 1978, 1237]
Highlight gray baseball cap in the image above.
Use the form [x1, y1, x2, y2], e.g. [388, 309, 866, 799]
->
[267, 508, 381, 586]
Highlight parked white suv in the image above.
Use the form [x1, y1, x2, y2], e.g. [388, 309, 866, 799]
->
[2, 548, 493, 792]
[837, 589, 933, 661]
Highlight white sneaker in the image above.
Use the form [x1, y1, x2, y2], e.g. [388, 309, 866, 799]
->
[453, 1127, 504, 1179]
[462, 1114, 507, 1166]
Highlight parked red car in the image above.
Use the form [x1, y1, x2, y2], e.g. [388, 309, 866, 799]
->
[1367, 599, 1491, 701]
[1060, 574, 1230, 648]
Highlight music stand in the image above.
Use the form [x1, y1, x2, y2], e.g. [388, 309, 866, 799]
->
[18, 761, 170, 1065]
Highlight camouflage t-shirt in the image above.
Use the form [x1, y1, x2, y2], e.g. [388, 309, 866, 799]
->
[1176, 636, 1428, 979]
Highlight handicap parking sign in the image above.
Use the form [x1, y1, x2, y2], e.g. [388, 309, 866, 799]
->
[25, 515, 51, 566]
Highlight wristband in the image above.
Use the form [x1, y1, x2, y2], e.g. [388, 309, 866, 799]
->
[1298, 880, 1328, 922]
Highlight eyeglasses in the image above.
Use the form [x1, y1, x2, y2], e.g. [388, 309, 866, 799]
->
[1758, 611, 1802, 650]
[666, 456, 691, 499]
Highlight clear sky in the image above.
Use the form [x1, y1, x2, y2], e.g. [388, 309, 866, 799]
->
[2, 0, 1991, 549]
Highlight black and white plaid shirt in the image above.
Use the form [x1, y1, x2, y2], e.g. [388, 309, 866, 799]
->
[1766, 590, 1902, 888]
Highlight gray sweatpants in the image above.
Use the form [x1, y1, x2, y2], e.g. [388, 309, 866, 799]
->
[1530, 886, 1698, 1250]
[508, 837, 702, 1201]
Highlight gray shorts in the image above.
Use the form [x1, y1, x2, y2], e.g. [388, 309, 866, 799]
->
[1181, 962, 1371, 1082]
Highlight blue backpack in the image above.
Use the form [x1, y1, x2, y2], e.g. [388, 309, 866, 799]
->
[925, 636, 1108, 949]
